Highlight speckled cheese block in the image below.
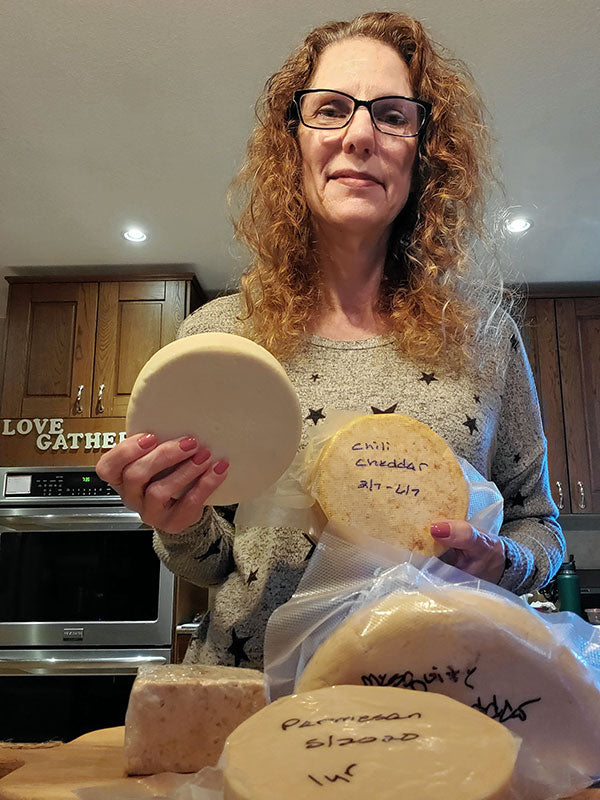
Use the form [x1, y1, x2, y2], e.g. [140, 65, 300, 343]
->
[126, 332, 302, 505]
[295, 586, 600, 782]
[313, 414, 468, 555]
[124, 664, 266, 775]
[222, 685, 519, 800]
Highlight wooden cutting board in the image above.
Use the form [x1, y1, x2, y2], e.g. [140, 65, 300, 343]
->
[0, 727, 133, 800]
[0, 726, 598, 799]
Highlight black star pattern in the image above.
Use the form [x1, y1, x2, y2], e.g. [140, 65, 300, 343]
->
[371, 403, 398, 414]
[510, 334, 519, 352]
[310, 374, 320, 382]
[193, 538, 221, 562]
[247, 569, 258, 585]
[302, 532, 316, 561]
[473, 394, 481, 404]
[419, 372, 438, 385]
[306, 408, 326, 425]
[511, 490, 526, 507]
[463, 415, 479, 435]
[514, 453, 521, 464]
[227, 628, 252, 667]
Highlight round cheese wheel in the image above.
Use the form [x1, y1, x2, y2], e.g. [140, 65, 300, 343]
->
[295, 587, 600, 779]
[222, 684, 519, 800]
[126, 332, 302, 505]
[313, 414, 468, 555]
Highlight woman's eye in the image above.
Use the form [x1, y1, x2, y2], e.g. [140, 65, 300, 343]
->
[380, 111, 408, 126]
[316, 104, 346, 118]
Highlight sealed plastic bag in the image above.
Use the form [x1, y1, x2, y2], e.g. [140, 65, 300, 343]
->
[264, 531, 600, 800]
[234, 410, 504, 550]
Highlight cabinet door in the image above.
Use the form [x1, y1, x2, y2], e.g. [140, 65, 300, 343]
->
[556, 298, 600, 513]
[0, 283, 97, 418]
[92, 280, 187, 417]
[523, 299, 571, 513]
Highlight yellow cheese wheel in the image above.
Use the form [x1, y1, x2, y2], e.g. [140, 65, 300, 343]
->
[222, 685, 519, 800]
[296, 586, 600, 779]
[313, 414, 468, 555]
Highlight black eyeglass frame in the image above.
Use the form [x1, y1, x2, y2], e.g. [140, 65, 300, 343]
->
[292, 89, 432, 138]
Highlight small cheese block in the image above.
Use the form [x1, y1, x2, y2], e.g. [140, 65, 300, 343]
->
[313, 414, 468, 555]
[222, 685, 519, 800]
[296, 587, 600, 780]
[126, 332, 302, 505]
[124, 664, 266, 775]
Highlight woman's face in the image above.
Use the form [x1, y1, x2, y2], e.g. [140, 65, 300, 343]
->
[297, 37, 418, 240]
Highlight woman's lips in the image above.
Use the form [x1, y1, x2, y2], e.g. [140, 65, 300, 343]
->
[331, 176, 382, 188]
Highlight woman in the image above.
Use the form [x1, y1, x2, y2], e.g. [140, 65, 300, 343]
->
[96, 12, 564, 669]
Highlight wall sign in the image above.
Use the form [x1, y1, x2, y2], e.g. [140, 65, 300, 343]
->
[1, 418, 127, 452]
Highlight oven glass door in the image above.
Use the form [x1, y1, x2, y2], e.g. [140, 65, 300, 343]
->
[0, 529, 159, 622]
[0, 509, 174, 647]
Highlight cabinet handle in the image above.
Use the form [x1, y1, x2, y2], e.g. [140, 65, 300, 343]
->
[577, 481, 586, 510]
[555, 481, 564, 510]
[74, 384, 84, 415]
[96, 383, 105, 414]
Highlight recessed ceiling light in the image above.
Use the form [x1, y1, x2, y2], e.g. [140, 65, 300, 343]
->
[506, 217, 532, 234]
[123, 227, 148, 242]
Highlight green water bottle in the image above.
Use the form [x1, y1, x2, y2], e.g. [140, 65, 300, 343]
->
[556, 554, 582, 616]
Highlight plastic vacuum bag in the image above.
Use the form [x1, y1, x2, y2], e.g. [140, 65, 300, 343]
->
[234, 409, 504, 547]
[264, 531, 600, 800]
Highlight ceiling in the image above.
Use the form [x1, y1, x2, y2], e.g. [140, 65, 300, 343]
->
[1, 0, 599, 317]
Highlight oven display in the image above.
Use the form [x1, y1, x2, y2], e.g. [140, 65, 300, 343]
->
[5, 471, 118, 497]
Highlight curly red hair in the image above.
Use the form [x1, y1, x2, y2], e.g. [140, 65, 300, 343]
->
[229, 11, 508, 370]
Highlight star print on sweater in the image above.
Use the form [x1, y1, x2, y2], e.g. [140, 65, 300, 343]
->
[302, 532, 316, 561]
[474, 394, 481, 404]
[247, 569, 258, 585]
[227, 628, 251, 667]
[306, 408, 326, 424]
[463, 415, 479, 435]
[420, 371, 438, 385]
[372, 403, 398, 414]
[193, 538, 221, 561]
[311, 374, 320, 382]
[512, 490, 526, 507]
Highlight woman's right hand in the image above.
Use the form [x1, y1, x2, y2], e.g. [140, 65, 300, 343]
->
[95, 433, 229, 535]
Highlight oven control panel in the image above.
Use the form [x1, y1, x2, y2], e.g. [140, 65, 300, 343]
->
[2, 470, 119, 499]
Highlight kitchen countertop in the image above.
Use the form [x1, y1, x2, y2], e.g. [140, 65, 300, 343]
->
[0, 728, 599, 799]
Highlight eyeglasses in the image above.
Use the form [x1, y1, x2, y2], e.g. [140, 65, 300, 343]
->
[293, 89, 432, 138]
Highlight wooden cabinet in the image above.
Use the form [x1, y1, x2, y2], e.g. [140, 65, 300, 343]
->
[1, 273, 205, 420]
[523, 289, 600, 514]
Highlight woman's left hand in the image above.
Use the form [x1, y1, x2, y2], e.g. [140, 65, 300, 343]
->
[430, 521, 505, 584]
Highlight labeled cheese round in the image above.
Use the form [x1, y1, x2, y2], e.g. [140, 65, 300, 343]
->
[296, 587, 600, 780]
[313, 414, 468, 555]
[222, 684, 519, 800]
[126, 332, 302, 505]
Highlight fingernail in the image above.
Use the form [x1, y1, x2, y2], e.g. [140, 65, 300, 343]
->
[192, 448, 211, 465]
[179, 436, 198, 451]
[214, 459, 229, 475]
[138, 433, 157, 449]
[431, 522, 451, 538]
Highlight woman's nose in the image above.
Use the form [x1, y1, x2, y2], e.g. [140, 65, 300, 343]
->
[342, 106, 376, 153]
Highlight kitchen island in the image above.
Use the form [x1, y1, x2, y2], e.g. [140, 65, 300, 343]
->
[0, 727, 599, 799]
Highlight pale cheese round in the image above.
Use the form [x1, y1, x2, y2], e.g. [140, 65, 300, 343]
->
[313, 414, 468, 555]
[222, 684, 519, 800]
[296, 587, 600, 779]
[126, 332, 302, 505]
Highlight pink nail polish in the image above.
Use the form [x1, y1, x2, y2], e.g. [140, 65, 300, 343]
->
[179, 436, 198, 451]
[431, 522, 451, 538]
[138, 433, 157, 449]
[214, 459, 229, 475]
[192, 448, 211, 465]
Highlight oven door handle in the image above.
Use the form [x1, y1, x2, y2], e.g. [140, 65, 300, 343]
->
[0, 655, 168, 675]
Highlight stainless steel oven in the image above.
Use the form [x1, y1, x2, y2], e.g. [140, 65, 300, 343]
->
[0, 466, 174, 742]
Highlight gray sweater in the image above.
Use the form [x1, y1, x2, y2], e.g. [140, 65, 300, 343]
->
[153, 294, 564, 670]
